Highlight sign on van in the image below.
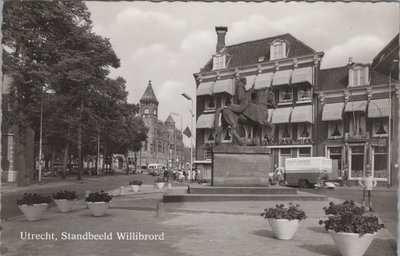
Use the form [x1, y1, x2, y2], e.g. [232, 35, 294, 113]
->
[285, 157, 332, 173]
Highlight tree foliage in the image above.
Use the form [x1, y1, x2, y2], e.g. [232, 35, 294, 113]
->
[2, 1, 147, 179]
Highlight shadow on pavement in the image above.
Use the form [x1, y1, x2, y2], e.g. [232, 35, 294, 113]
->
[250, 229, 275, 239]
[297, 243, 337, 256]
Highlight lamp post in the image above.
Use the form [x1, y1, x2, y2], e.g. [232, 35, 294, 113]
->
[181, 93, 194, 173]
[170, 112, 182, 168]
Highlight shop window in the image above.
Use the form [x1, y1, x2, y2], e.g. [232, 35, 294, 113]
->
[349, 146, 364, 178]
[204, 96, 216, 111]
[373, 146, 387, 178]
[298, 123, 311, 139]
[328, 121, 343, 138]
[279, 148, 291, 168]
[327, 147, 342, 172]
[298, 147, 311, 157]
[372, 118, 388, 137]
[204, 148, 212, 160]
[279, 88, 293, 103]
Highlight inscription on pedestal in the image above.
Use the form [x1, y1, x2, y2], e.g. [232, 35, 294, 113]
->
[212, 145, 272, 187]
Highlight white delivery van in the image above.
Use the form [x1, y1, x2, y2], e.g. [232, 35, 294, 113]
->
[284, 157, 332, 187]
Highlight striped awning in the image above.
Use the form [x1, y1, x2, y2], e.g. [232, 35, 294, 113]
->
[291, 67, 313, 85]
[322, 102, 344, 121]
[197, 81, 214, 96]
[196, 113, 215, 129]
[344, 101, 368, 112]
[267, 109, 274, 122]
[271, 107, 293, 124]
[272, 69, 293, 86]
[291, 105, 313, 123]
[368, 99, 389, 118]
[254, 72, 274, 89]
[213, 79, 234, 95]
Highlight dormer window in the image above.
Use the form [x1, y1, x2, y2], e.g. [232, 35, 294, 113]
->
[270, 40, 287, 61]
[349, 65, 369, 87]
[212, 53, 226, 70]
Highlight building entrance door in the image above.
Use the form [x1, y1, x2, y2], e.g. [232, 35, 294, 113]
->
[348, 145, 365, 179]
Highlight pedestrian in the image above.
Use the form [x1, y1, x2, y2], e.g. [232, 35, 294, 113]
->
[196, 168, 201, 182]
[319, 170, 329, 188]
[342, 167, 350, 187]
[358, 171, 377, 211]
[191, 169, 196, 182]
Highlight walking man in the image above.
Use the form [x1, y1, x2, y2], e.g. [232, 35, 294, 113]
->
[358, 171, 377, 211]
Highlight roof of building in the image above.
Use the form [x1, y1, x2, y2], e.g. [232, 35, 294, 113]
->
[201, 33, 317, 72]
[371, 34, 399, 78]
[140, 80, 158, 104]
[318, 65, 398, 91]
[165, 114, 175, 123]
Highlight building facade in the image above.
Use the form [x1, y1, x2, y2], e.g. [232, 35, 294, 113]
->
[194, 27, 399, 186]
[135, 81, 184, 169]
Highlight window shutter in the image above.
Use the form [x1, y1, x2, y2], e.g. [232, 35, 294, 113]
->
[270, 44, 275, 60]
[364, 67, 369, 85]
[282, 42, 287, 58]
[348, 69, 354, 87]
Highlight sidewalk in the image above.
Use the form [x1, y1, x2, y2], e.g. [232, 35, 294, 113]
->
[1, 186, 396, 256]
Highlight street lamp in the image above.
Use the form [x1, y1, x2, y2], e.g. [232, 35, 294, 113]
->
[38, 85, 44, 182]
[181, 92, 194, 172]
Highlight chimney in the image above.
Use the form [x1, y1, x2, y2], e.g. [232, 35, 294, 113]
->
[215, 26, 228, 53]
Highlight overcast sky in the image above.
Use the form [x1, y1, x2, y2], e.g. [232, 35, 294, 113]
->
[86, 1, 398, 146]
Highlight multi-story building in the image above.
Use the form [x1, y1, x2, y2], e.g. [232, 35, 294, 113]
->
[194, 27, 398, 186]
[135, 81, 184, 169]
[316, 35, 399, 186]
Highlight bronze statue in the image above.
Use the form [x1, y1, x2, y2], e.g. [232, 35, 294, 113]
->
[213, 76, 275, 145]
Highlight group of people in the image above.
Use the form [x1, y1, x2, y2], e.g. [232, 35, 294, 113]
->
[168, 168, 201, 183]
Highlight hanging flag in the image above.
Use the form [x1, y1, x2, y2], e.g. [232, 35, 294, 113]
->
[183, 126, 192, 138]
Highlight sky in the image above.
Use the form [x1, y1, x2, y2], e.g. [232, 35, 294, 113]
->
[86, 1, 398, 146]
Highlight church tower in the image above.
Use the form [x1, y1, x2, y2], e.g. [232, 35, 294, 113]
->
[140, 80, 159, 126]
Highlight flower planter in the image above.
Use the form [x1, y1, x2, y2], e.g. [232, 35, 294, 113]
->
[131, 185, 140, 192]
[18, 204, 49, 221]
[329, 231, 377, 256]
[87, 202, 110, 217]
[267, 218, 300, 240]
[54, 199, 76, 213]
[156, 182, 165, 189]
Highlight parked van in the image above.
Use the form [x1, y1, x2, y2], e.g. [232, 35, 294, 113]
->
[148, 164, 163, 176]
[284, 157, 332, 187]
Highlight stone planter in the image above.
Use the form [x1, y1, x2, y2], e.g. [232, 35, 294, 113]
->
[131, 185, 140, 192]
[87, 202, 110, 217]
[329, 231, 377, 256]
[267, 218, 300, 240]
[54, 199, 76, 213]
[18, 204, 49, 221]
[156, 182, 165, 189]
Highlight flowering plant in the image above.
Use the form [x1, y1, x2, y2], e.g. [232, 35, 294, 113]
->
[17, 193, 52, 206]
[129, 180, 143, 186]
[85, 191, 112, 203]
[52, 190, 78, 201]
[154, 177, 166, 183]
[319, 201, 384, 235]
[261, 203, 307, 221]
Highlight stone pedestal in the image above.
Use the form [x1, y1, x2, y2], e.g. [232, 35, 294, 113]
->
[212, 145, 272, 187]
